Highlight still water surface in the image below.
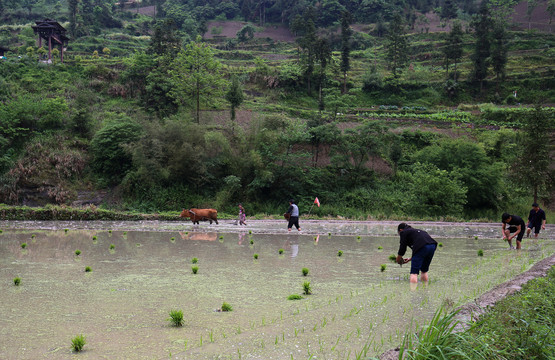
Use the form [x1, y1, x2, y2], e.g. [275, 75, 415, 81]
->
[1, 220, 553, 359]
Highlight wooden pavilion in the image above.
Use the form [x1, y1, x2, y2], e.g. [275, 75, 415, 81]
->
[31, 19, 69, 63]
[0, 46, 9, 58]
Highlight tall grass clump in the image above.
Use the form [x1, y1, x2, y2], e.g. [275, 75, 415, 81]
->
[303, 281, 312, 295]
[168, 310, 184, 326]
[288, 294, 303, 300]
[221, 302, 233, 312]
[71, 334, 86, 352]
[400, 308, 500, 360]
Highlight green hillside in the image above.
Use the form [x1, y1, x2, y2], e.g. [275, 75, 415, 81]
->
[0, 0, 553, 221]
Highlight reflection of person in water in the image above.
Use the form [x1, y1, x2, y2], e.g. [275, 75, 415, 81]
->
[238, 232, 246, 245]
[284, 235, 299, 258]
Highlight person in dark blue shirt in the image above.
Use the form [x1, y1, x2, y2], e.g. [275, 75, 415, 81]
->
[501, 213, 526, 250]
[526, 203, 546, 238]
[396, 223, 437, 284]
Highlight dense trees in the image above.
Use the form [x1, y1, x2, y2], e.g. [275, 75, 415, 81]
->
[0, 0, 552, 219]
[385, 12, 409, 80]
[169, 37, 228, 123]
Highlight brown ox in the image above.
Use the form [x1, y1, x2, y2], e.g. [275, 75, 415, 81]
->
[180, 208, 219, 225]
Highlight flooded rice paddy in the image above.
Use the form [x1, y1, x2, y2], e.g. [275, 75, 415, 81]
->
[1, 220, 554, 359]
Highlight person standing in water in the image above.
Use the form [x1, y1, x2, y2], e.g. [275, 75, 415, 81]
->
[396, 223, 438, 284]
[286, 199, 301, 232]
[502, 213, 525, 249]
[526, 203, 546, 238]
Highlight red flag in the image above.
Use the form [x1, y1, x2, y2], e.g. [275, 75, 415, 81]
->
[314, 197, 320, 207]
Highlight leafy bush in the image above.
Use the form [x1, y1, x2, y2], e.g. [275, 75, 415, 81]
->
[90, 119, 142, 186]
[71, 334, 86, 352]
[168, 309, 184, 326]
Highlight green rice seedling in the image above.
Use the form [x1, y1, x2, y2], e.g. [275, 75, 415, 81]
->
[21, 243, 27, 249]
[191, 265, 199, 274]
[288, 294, 303, 300]
[388, 254, 397, 262]
[478, 249, 484, 257]
[191, 257, 198, 264]
[302, 267, 309, 276]
[13, 277, 21, 286]
[31, 234, 36, 239]
[253, 253, 258, 260]
[248, 230, 252, 234]
[328, 232, 331, 236]
[168, 309, 184, 327]
[0, 229, 3, 234]
[474, 236, 478, 240]
[337, 250, 343, 257]
[438, 242, 443, 247]
[250, 239, 254, 245]
[303, 281, 312, 295]
[279, 248, 284, 254]
[109, 244, 115, 250]
[123, 231, 127, 236]
[378, 246, 383, 250]
[380, 264, 387, 272]
[221, 302, 233, 312]
[71, 334, 86, 352]
[357, 236, 361, 239]
[85, 266, 92, 272]
[64, 229, 68, 233]
[170, 237, 175, 242]
[92, 236, 97, 241]
[108, 230, 112, 234]
[75, 249, 81, 256]
[219, 235, 224, 240]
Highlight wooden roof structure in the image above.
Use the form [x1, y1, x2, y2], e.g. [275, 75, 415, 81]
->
[31, 19, 69, 63]
[0, 46, 10, 57]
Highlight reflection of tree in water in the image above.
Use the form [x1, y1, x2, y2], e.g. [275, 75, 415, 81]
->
[3, 229, 99, 261]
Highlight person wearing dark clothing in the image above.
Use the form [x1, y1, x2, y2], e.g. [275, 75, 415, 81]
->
[396, 223, 438, 284]
[526, 203, 546, 238]
[501, 213, 526, 250]
[286, 199, 301, 232]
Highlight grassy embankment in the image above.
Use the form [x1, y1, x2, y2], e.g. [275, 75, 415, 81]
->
[400, 265, 555, 359]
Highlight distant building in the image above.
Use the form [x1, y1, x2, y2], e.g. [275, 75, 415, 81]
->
[31, 19, 69, 63]
[0, 46, 9, 59]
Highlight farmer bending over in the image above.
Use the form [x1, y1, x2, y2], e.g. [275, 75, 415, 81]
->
[396, 223, 438, 284]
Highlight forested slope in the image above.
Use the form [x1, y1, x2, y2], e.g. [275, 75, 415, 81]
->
[0, 0, 553, 221]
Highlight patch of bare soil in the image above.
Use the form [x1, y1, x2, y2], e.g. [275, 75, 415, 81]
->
[379, 253, 555, 360]
[205, 21, 296, 42]
[511, 1, 552, 32]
